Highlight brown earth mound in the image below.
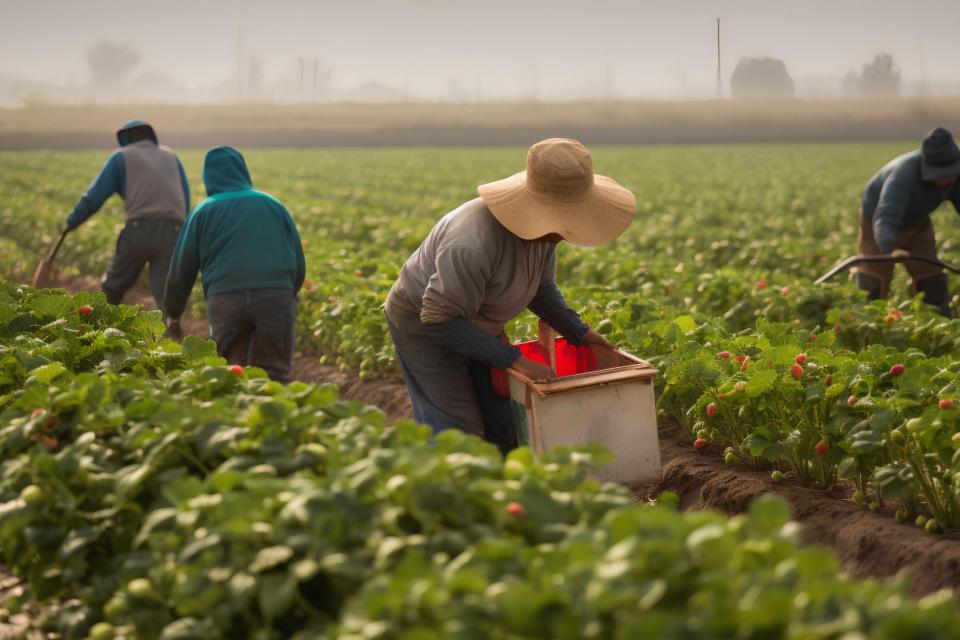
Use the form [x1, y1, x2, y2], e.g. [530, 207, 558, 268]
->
[649, 421, 960, 596]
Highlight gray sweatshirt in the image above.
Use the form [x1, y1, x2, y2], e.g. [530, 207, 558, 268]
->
[386, 198, 557, 336]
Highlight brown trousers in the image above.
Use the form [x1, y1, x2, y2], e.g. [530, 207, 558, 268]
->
[856, 209, 941, 297]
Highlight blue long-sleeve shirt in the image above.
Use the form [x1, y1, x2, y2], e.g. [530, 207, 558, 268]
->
[66, 144, 190, 229]
[862, 151, 960, 254]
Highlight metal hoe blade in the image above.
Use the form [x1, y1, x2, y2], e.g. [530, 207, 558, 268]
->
[814, 254, 960, 286]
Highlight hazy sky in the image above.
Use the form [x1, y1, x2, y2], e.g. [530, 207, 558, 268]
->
[2, 0, 959, 99]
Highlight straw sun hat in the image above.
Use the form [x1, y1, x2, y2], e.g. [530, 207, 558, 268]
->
[478, 138, 636, 247]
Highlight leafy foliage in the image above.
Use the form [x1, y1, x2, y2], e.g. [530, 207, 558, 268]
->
[1, 284, 959, 638]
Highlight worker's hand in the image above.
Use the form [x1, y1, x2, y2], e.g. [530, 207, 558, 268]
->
[511, 356, 554, 382]
[890, 249, 911, 259]
[165, 317, 183, 341]
[61, 221, 73, 234]
[581, 328, 616, 351]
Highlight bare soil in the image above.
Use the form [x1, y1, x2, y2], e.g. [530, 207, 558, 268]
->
[646, 421, 960, 596]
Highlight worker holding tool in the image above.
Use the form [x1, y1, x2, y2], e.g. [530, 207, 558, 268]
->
[63, 120, 190, 310]
[855, 127, 960, 316]
[384, 138, 635, 453]
[163, 146, 305, 382]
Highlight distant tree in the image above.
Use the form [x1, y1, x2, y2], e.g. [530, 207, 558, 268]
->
[86, 42, 141, 88]
[844, 53, 901, 97]
[730, 57, 795, 99]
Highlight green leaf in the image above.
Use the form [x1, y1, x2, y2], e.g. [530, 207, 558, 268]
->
[249, 545, 294, 573]
[674, 315, 697, 334]
[745, 369, 777, 398]
[29, 362, 67, 384]
[257, 572, 297, 621]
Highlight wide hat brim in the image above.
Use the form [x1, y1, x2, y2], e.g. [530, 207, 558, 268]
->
[921, 157, 960, 182]
[477, 171, 636, 247]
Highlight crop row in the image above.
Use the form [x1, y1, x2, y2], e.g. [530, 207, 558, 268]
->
[4, 147, 960, 528]
[6, 144, 956, 374]
[4, 284, 960, 638]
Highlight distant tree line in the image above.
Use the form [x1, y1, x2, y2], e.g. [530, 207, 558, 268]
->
[728, 52, 902, 99]
[843, 53, 901, 97]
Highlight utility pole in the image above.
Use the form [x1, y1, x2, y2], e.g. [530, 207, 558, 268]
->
[716, 18, 723, 98]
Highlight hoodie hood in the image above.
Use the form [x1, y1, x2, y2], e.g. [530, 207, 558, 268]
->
[117, 120, 157, 146]
[202, 146, 254, 195]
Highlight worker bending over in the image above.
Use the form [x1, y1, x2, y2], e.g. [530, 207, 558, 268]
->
[856, 127, 960, 316]
[385, 138, 635, 453]
[64, 120, 190, 310]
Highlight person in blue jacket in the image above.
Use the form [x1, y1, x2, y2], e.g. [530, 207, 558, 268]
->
[65, 120, 190, 309]
[856, 127, 960, 316]
[163, 146, 306, 382]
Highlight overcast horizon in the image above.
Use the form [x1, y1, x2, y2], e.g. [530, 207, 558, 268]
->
[2, 0, 959, 102]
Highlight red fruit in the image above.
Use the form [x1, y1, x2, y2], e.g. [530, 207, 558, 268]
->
[756, 279, 768, 290]
[939, 399, 954, 410]
[815, 440, 828, 456]
[735, 354, 746, 363]
[809, 334, 817, 342]
[833, 324, 842, 334]
[717, 351, 732, 359]
[790, 364, 803, 380]
[706, 403, 717, 418]
[693, 438, 708, 450]
[795, 354, 807, 365]
[890, 364, 905, 377]
[717, 392, 726, 400]
[506, 502, 525, 517]
[740, 356, 751, 372]
[228, 365, 244, 377]
[734, 381, 747, 393]
[781, 286, 790, 296]
[891, 309, 903, 319]
[77, 305, 93, 316]
[847, 395, 857, 407]
[825, 375, 833, 386]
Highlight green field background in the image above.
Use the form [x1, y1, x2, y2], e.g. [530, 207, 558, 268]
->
[4, 142, 959, 374]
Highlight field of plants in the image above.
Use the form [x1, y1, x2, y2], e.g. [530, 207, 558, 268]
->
[3, 142, 960, 637]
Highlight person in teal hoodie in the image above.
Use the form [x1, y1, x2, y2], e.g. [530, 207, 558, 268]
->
[64, 120, 190, 310]
[163, 146, 306, 381]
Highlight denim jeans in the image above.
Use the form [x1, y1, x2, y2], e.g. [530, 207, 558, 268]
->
[386, 313, 516, 455]
[207, 289, 297, 382]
